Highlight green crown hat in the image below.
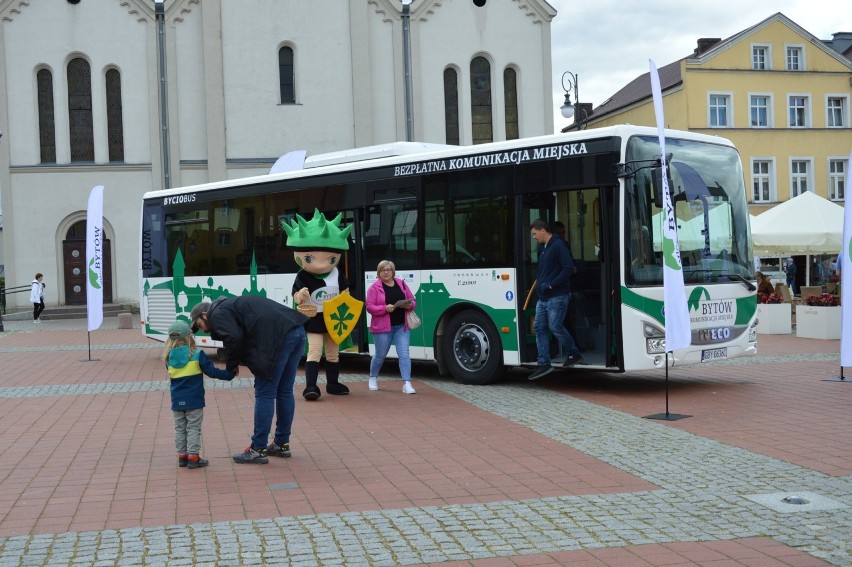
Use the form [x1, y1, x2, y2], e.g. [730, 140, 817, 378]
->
[282, 208, 352, 251]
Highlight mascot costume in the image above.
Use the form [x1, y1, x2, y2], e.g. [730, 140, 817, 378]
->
[283, 209, 362, 401]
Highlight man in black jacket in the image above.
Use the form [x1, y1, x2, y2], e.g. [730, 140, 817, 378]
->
[529, 219, 583, 381]
[190, 296, 308, 464]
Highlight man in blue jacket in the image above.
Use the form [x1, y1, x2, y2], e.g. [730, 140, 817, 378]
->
[529, 219, 583, 380]
[784, 257, 798, 296]
[190, 296, 308, 464]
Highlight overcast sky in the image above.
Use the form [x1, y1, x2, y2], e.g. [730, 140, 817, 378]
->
[547, 0, 852, 130]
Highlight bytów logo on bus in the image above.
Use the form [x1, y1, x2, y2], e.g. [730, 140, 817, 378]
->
[687, 287, 735, 325]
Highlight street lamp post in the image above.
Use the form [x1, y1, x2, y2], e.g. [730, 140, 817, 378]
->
[401, 0, 415, 141]
[560, 71, 587, 130]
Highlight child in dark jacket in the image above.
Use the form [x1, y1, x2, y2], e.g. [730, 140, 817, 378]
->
[163, 320, 234, 469]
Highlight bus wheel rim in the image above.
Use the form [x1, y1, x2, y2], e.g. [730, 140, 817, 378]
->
[452, 325, 490, 371]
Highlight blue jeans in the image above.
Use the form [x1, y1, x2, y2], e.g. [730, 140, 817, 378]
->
[251, 326, 306, 449]
[370, 324, 411, 381]
[534, 294, 579, 366]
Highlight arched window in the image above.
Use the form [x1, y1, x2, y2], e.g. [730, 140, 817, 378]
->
[504, 67, 519, 140]
[470, 56, 492, 145]
[67, 58, 94, 161]
[105, 68, 124, 162]
[37, 69, 56, 163]
[279, 46, 295, 104]
[443, 68, 460, 145]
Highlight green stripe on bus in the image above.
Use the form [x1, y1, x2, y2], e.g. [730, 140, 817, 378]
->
[621, 286, 757, 326]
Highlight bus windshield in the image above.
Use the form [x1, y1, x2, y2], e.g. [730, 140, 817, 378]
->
[624, 135, 752, 286]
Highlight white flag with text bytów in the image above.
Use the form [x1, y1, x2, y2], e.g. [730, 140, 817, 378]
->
[650, 60, 691, 352]
[86, 185, 104, 332]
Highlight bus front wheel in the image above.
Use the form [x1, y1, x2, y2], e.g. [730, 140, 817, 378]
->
[442, 311, 503, 385]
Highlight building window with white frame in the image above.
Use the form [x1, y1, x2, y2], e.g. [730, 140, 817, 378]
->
[752, 160, 772, 203]
[785, 46, 803, 70]
[443, 67, 460, 145]
[827, 96, 847, 128]
[503, 67, 519, 140]
[37, 68, 56, 164]
[470, 56, 493, 145]
[105, 68, 124, 162]
[790, 159, 811, 197]
[752, 45, 769, 70]
[788, 95, 808, 128]
[67, 57, 94, 162]
[278, 46, 295, 104]
[750, 95, 770, 127]
[708, 94, 730, 127]
[829, 159, 846, 201]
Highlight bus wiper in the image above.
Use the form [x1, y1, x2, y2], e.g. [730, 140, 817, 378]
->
[722, 273, 756, 291]
[681, 270, 757, 291]
[682, 269, 712, 282]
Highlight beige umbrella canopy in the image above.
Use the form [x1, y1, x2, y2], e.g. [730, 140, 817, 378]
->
[751, 191, 844, 255]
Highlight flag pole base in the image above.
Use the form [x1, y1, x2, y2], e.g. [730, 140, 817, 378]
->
[644, 412, 691, 421]
[645, 352, 691, 420]
[823, 367, 849, 382]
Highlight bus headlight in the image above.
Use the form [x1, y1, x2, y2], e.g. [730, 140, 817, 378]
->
[748, 326, 757, 342]
[647, 337, 666, 354]
[644, 322, 666, 354]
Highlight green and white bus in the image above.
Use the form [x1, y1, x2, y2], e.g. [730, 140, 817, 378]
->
[140, 125, 757, 384]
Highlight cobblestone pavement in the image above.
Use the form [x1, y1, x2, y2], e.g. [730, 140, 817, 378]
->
[0, 319, 848, 566]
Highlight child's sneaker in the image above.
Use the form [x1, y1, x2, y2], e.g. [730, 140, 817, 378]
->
[402, 381, 416, 394]
[368, 377, 378, 391]
[232, 446, 269, 464]
[187, 455, 208, 469]
[178, 454, 188, 467]
[267, 441, 291, 458]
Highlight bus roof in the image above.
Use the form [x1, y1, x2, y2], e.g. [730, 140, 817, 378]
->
[303, 142, 453, 168]
[143, 125, 736, 200]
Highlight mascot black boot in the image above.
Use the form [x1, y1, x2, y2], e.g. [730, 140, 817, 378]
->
[325, 362, 349, 395]
[303, 361, 321, 401]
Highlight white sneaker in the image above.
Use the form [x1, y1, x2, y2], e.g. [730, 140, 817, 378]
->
[402, 382, 416, 394]
[368, 377, 378, 391]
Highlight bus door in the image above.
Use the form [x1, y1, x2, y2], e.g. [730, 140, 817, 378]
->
[520, 187, 615, 369]
[360, 180, 427, 360]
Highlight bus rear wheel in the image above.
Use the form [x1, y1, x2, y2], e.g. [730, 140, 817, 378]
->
[442, 310, 503, 385]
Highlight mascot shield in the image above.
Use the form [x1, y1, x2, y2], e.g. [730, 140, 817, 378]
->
[322, 291, 363, 345]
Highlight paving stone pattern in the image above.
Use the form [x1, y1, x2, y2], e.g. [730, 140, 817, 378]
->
[0, 321, 848, 566]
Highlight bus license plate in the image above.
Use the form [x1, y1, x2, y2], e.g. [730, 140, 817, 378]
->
[701, 347, 727, 362]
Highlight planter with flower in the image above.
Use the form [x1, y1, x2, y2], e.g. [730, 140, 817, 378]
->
[796, 293, 841, 339]
[756, 292, 791, 335]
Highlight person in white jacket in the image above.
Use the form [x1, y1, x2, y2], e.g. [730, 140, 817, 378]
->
[30, 273, 45, 323]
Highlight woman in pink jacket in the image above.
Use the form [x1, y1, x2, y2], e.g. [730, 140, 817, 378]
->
[366, 260, 417, 394]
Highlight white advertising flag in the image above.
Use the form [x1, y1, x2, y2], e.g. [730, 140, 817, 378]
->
[86, 185, 104, 332]
[840, 148, 852, 366]
[649, 60, 691, 352]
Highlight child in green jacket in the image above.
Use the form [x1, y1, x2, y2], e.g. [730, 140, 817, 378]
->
[163, 320, 234, 468]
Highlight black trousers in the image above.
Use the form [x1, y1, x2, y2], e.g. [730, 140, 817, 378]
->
[33, 301, 45, 320]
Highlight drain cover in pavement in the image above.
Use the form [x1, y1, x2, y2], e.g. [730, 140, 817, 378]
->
[745, 491, 846, 513]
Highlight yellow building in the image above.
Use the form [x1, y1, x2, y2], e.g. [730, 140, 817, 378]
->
[582, 13, 852, 216]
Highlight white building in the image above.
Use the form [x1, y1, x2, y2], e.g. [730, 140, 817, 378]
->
[0, 0, 557, 309]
